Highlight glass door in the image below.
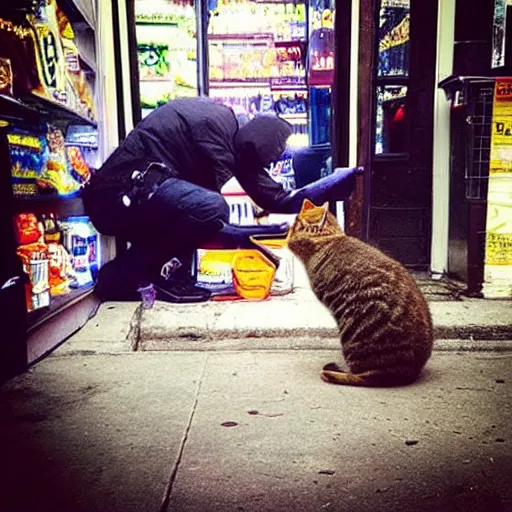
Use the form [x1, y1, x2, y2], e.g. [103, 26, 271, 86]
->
[367, 0, 438, 267]
[134, 0, 199, 118]
[207, 0, 309, 148]
[307, 0, 335, 146]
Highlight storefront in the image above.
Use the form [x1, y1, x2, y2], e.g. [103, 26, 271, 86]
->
[1, 0, 510, 381]
[350, 0, 511, 298]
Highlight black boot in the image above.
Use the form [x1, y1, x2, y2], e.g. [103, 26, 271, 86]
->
[154, 254, 211, 303]
[95, 258, 141, 302]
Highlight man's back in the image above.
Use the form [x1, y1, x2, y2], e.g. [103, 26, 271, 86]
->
[98, 98, 238, 191]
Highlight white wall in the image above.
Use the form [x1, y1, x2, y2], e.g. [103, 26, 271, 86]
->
[116, 0, 136, 135]
[336, 0, 360, 229]
[430, 0, 456, 275]
[95, 0, 135, 161]
[96, 0, 119, 161]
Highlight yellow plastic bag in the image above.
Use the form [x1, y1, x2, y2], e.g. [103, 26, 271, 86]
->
[231, 250, 276, 301]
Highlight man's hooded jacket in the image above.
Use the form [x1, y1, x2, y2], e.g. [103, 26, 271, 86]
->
[94, 97, 293, 211]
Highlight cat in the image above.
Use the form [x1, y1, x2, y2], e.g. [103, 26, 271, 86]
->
[286, 199, 434, 387]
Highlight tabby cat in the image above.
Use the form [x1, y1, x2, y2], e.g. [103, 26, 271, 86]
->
[287, 199, 434, 387]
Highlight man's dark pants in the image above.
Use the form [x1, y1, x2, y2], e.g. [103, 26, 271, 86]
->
[85, 176, 230, 296]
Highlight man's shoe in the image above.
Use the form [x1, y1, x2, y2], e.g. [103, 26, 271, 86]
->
[154, 276, 211, 303]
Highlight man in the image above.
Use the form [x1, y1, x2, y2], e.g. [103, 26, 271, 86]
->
[83, 97, 361, 303]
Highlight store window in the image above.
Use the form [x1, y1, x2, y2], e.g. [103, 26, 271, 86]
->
[374, 0, 410, 155]
[135, 0, 198, 118]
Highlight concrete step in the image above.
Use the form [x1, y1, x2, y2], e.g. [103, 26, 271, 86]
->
[129, 288, 512, 351]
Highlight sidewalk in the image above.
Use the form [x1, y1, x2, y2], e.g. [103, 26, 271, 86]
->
[1, 274, 512, 511]
[1, 336, 511, 512]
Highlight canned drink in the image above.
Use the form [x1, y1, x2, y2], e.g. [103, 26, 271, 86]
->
[138, 283, 157, 309]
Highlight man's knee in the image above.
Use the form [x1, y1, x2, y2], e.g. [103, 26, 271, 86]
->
[212, 193, 230, 224]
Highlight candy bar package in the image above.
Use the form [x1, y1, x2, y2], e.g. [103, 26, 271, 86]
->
[0, 15, 41, 97]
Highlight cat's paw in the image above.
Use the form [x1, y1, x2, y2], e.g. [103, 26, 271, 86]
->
[322, 362, 344, 372]
[321, 362, 346, 384]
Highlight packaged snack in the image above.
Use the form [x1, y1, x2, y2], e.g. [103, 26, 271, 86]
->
[60, 217, 99, 286]
[196, 249, 237, 296]
[0, 56, 14, 96]
[14, 213, 42, 245]
[66, 145, 91, 184]
[16, 243, 50, 311]
[47, 242, 75, 296]
[42, 213, 61, 243]
[0, 16, 41, 97]
[27, 0, 69, 105]
[39, 125, 82, 196]
[73, 70, 95, 119]
[308, 27, 335, 86]
[65, 125, 99, 149]
[8, 128, 47, 197]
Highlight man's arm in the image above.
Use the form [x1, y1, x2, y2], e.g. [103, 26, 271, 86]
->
[237, 163, 363, 214]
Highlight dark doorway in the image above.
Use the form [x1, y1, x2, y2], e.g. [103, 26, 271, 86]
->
[355, 0, 439, 268]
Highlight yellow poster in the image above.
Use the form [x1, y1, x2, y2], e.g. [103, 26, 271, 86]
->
[484, 77, 512, 296]
[485, 232, 512, 266]
[490, 78, 512, 174]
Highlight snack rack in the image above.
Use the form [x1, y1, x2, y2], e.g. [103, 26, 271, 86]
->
[0, 0, 107, 382]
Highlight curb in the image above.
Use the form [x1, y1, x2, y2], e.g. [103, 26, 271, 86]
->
[132, 297, 512, 350]
[135, 324, 512, 343]
[133, 336, 512, 353]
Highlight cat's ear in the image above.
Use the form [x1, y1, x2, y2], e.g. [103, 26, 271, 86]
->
[302, 199, 316, 211]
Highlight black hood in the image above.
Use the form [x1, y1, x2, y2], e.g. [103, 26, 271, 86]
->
[231, 116, 293, 211]
[234, 116, 293, 168]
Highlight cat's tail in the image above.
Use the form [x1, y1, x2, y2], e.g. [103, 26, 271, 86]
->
[321, 363, 421, 387]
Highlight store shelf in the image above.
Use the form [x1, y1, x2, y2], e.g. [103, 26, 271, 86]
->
[0, 1, 38, 15]
[79, 54, 96, 75]
[58, 0, 95, 30]
[274, 39, 306, 46]
[135, 18, 180, 26]
[279, 113, 307, 124]
[0, 94, 41, 124]
[27, 283, 95, 332]
[26, 92, 97, 127]
[208, 33, 274, 41]
[13, 196, 86, 217]
[140, 78, 173, 83]
[210, 78, 273, 85]
[0, 93, 97, 127]
[270, 83, 307, 91]
[74, 23, 97, 74]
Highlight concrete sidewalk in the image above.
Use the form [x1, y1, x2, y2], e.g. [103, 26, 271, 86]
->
[1, 342, 511, 512]
[1, 286, 512, 512]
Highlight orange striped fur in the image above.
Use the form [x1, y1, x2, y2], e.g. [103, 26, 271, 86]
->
[287, 200, 434, 387]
